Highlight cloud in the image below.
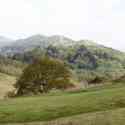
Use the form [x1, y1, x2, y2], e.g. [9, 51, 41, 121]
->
[0, 0, 124, 51]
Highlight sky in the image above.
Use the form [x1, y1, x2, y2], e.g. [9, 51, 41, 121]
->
[0, 0, 124, 51]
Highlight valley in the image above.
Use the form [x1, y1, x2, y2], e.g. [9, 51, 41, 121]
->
[0, 35, 125, 124]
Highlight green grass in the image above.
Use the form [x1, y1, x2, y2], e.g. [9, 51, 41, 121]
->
[1, 83, 125, 123]
[4, 108, 125, 125]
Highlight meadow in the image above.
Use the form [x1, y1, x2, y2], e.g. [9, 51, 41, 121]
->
[1, 82, 125, 124]
[3, 108, 125, 125]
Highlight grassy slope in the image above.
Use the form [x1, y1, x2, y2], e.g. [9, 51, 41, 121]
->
[0, 73, 16, 99]
[3, 108, 125, 125]
[1, 83, 125, 123]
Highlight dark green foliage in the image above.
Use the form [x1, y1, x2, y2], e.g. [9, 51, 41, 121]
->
[66, 45, 98, 69]
[15, 57, 72, 96]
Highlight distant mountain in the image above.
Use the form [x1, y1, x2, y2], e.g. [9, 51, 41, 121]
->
[0, 35, 101, 55]
[1, 34, 125, 66]
[0, 36, 13, 48]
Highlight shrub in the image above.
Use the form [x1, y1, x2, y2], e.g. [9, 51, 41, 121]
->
[15, 57, 73, 96]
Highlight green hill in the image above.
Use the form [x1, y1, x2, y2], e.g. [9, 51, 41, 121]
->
[1, 35, 125, 84]
[10, 39, 125, 83]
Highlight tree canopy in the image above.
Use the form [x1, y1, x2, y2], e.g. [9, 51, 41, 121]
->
[15, 57, 72, 95]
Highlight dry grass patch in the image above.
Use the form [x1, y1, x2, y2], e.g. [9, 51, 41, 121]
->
[0, 73, 16, 99]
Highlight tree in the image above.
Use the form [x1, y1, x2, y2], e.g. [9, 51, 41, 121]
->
[15, 57, 72, 96]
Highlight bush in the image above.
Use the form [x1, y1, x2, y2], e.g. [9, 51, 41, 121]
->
[15, 57, 73, 96]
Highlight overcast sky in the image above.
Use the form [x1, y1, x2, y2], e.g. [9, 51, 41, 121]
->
[0, 0, 124, 51]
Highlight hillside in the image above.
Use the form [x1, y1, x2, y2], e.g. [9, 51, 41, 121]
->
[0, 73, 16, 99]
[0, 55, 25, 76]
[0, 56, 24, 99]
[1, 35, 125, 83]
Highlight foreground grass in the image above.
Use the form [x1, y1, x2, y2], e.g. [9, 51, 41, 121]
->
[3, 108, 125, 125]
[1, 83, 125, 123]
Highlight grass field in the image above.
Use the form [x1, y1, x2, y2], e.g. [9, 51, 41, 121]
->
[0, 73, 16, 99]
[1, 83, 125, 123]
[3, 108, 125, 125]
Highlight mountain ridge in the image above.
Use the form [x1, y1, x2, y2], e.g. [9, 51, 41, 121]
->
[0, 34, 123, 55]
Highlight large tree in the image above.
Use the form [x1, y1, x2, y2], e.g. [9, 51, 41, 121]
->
[15, 57, 72, 95]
